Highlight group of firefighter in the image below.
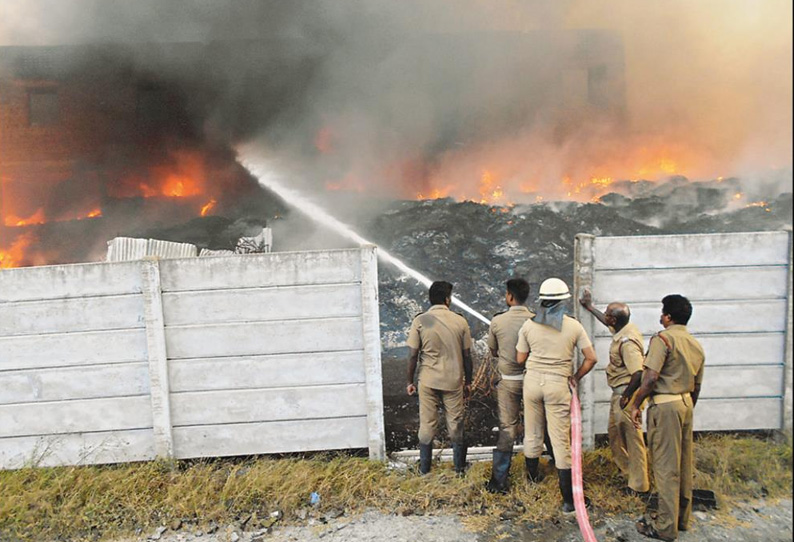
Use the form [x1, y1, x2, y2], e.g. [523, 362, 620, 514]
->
[405, 278, 705, 542]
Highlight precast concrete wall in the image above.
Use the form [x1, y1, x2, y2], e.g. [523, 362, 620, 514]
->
[574, 231, 793, 448]
[0, 247, 385, 469]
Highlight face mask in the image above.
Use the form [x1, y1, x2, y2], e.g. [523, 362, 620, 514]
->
[532, 302, 566, 331]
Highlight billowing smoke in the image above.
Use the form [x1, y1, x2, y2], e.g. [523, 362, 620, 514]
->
[0, 0, 791, 265]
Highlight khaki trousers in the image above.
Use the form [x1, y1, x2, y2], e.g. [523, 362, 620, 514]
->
[608, 393, 650, 492]
[418, 383, 464, 446]
[495, 378, 523, 452]
[522, 370, 572, 469]
[647, 396, 694, 540]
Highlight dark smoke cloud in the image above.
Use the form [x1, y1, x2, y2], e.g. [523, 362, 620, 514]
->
[1, 0, 791, 204]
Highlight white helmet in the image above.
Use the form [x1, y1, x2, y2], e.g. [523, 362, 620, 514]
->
[538, 277, 571, 300]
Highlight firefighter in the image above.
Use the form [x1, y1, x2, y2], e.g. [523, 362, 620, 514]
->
[629, 294, 705, 541]
[406, 281, 473, 475]
[579, 290, 650, 495]
[485, 278, 534, 493]
[516, 277, 597, 513]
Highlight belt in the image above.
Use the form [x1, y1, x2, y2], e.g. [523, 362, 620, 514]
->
[525, 368, 570, 380]
[649, 392, 690, 406]
[500, 373, 524, 381]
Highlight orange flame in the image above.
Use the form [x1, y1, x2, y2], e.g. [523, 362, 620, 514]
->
[477, 170, 505, 204]
[111, 150, 207, 199]
[0, 233, 35, 269]
[200, 199, 217, 217]
[417, 186, 453, 200]
[86, 209, 102, 218]
[4, 209, 46, 227]
[746, 201, 771, 212]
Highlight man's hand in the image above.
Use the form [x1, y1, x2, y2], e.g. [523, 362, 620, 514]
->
[579, 289, 593, 309]
[629, 405, 642, 430]
[406, 383, 417, 396]
[463, 384, 471, 399]
[568, 375, 578, 390]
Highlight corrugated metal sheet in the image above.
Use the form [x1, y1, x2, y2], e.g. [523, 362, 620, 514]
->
[106, 237, 197, 262]
[106, 237, 147, 262]
[147, 239, 197, 259]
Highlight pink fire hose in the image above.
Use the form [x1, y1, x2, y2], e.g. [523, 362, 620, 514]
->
[570, 380, 598, 542]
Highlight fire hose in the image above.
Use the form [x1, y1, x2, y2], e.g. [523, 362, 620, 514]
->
[570, 380, 598, 542]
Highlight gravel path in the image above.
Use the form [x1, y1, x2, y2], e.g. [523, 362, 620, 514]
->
[113, 498, 791, 542]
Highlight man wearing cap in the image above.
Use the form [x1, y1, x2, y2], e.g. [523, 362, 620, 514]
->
[406, 281, 473, 475]
[629, 295, 705, 542]
[485, 278, 534, 493]
[579, 290, 650, 496]
[516, 277, 598, 513]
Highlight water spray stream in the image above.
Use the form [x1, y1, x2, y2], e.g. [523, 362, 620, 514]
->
[240, 156, 491, 325]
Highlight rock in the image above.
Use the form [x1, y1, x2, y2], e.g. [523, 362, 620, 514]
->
[206, 522, 219, 534]
[170, 518, 183, 531]
[397, 506, 413, 516]
[500, 510, 520, 520]
[695, 511, 708, 520]
[325, 508, 343, 520]
[148, 526, 168, 540]
[260, 518, 274, 529]
[229, 532, 240, 542]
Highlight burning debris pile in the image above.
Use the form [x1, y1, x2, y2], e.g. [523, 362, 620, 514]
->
[369, 177, 791, 450]
[372, 177, 792, 348]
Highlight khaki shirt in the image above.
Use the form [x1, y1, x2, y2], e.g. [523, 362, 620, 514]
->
[644, 324, 705, 395]
[407, 305, 473, 391]
[516, 315, 592, 377]
[607, 323, 645, 389]
[487, 306, 535, 377]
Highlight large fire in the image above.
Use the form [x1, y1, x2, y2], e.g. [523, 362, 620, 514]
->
[0, 149, 213, 268]
[110, 151, 207, 199]
[0, 233, 35, 269]
[410, 140, 695, 205]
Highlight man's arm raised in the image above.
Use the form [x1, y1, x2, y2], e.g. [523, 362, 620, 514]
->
[579, 289, 609, 329]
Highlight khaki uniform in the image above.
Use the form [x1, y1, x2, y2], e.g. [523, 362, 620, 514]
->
[606, 323, 649, 492]
[487, 306, 534, 452]
[516, 315, 592, 469]
[644, 325, 705, 541]
[407, 305, 473, 445]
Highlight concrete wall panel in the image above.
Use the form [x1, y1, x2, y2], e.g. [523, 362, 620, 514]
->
[576, 231, 791, 445]
[0, 247, 385, 469]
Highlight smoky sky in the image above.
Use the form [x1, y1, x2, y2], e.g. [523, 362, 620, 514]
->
[1, 0, 791, 202]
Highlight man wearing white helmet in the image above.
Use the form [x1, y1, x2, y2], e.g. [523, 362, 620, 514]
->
[516, 277, 598, 513]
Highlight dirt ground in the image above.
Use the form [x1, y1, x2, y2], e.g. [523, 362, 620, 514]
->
[106, 498, 791, 542]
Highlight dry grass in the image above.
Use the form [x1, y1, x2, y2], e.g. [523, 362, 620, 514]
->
[0, 434, 790, 541]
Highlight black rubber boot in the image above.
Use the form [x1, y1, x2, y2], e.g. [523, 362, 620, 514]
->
[525, 457, 541, 483]
[452, 443, 468, 475]
[558, 468, 575, 513]
[419, 443, 432, 475]
[485, 450, 512, 494]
